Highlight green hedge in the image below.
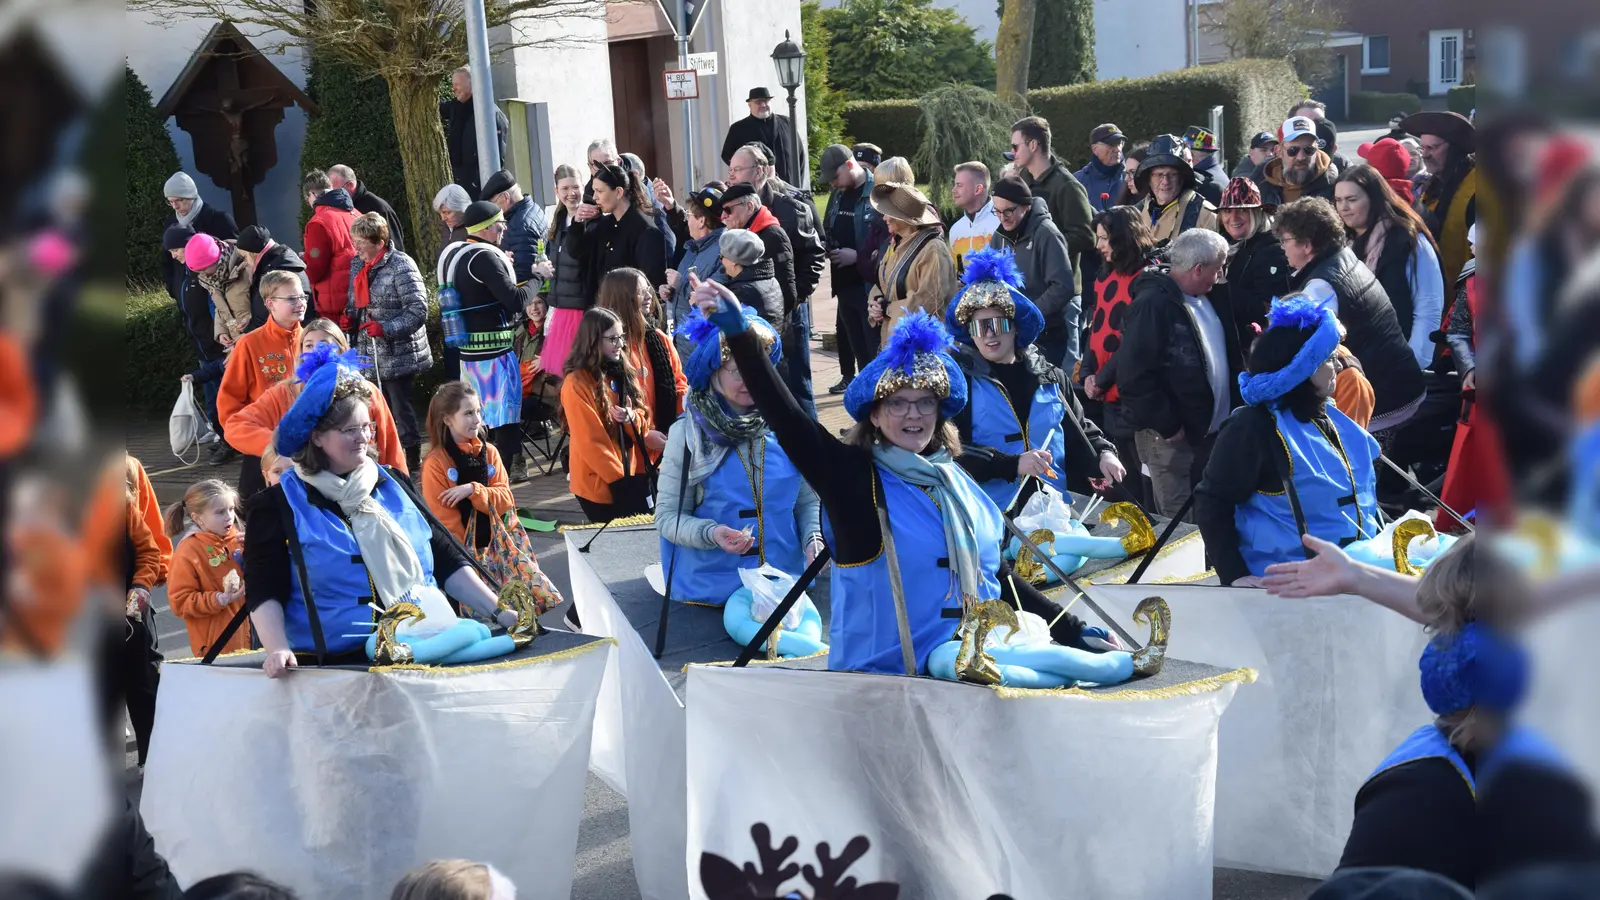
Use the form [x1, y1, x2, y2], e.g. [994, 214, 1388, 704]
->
[1350, 90, 1422, 123]
[1448, 84, 1476, 116]
[126, 68, 182, 288]
[299, 54, 410, 234]
[844, 58, 1306, 170]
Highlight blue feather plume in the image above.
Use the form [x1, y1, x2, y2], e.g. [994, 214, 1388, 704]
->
[674, 309, 720, 346]
[294, 341, 364, 383]
[960, 246, 1026, 291]
[1265, 293, 1333, 332]
[882, 312, 953, 374]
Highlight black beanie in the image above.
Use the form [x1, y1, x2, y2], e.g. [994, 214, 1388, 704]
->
[235, 225, 272, 253]
[991, 175, 1033, 207]
[163, 225, 196, 251]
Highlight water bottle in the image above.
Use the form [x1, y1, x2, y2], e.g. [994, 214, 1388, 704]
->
[439, 283, 467, 348]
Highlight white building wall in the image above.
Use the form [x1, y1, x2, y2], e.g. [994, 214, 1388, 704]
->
[714, 0, 807, 183]
[1093, 0, 1189, 80]
[499, 5, 616, 181]
[126, 10, 308, 242]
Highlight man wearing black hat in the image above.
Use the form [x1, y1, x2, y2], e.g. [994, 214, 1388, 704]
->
[481, 168, 550, 285]
[1074, 123, 1127, 214]
[720, 87, 804, 187]
[988, 175, 1077, 368]
[1232, 131, 1279, 179]
[234, 225, 310, 331]
[439, 200, 540, 473]
[1136, 134, 1220, 246]
[1401, 110, 1477, 288]
[820, 143, 882, 390]
[165, 224, 233, 463]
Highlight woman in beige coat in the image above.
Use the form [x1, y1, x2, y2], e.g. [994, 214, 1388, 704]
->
[184, 232, 255, 346]
[867, 182, 957, 350]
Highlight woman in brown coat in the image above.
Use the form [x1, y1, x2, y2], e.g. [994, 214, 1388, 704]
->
[867, 183, 957, 350]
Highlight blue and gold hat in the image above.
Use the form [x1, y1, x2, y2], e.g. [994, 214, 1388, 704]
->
[1237, 291, 1340, 406]
[843, 312, 966, 421]
[677, 307, 780, 391]
[944, 246, 1044, 348]
[275, 343, 371, 457]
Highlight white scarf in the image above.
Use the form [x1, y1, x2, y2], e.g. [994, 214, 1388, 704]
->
[177, 195, 205, 229]
[297, 458, 426, 609]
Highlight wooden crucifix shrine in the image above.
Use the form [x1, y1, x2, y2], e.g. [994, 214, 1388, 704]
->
[156, 22, 319, 227]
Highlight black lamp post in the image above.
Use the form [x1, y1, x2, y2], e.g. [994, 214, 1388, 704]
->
[770, 30, 806, 185]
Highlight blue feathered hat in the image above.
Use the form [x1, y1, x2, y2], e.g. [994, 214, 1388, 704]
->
[275, 343, 371, 457]
[944, 247, 1045, 348]
[1237, 290, 1341, 406]
[677, 307, 781, 391]
[1419, 622, 1529, 717]
[844, 312, 967, 421]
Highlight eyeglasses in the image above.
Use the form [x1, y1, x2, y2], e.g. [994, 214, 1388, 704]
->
[883, 396, 938, 416]
[717, 363, 745, 382]
[335, 422, 377, 440]
[969, 318, 1013, 338]
[992, 203, 1022, 219]
[1150, 171, 1181, 181]
[272, 294, 307, 303]
[1284, 146, 1315, 158]
[602, 332, 626, 345]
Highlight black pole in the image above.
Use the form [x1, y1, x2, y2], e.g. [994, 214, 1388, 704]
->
[787, 89, 800, 186]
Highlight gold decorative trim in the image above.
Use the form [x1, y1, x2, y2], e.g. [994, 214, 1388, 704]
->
[169, 647, 258, 665]
[692, 648, 830, 670]
[1152, 568, 1217, 584]
[560, 515, 656, 533]
[370, 636, 617, 674]
[990, 666, 1258, 700]
[1080, 529, 1204, 584]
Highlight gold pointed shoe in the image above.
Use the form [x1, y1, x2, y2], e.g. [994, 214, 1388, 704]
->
[954, 599, 1019, 686]
[497, 581, 541, 649]
[1392, 518, 1437, 577]
[1129, 596, 1171, 678]
[373, 602, 425, 665]
[1100, 502, 1156, 556]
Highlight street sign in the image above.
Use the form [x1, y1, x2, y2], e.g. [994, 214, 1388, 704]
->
[686, 51, 718, 75]
[653, 0, 712, 40]
[663, 69, 699, 101]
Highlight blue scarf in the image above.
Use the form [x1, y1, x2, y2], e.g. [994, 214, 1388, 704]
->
[1087, 156, 1122, 178]
[872, 443, 992, 604]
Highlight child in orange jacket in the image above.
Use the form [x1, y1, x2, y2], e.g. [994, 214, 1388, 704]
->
[164, 479, 250, 658]
[127, 455, 172, 579]
[422, 382, 516, 548]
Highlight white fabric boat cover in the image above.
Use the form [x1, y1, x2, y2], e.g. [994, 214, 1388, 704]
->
[139, 637, 613, 900]
[685, 662, 1250, 900]
[1088, 583, 1432, 877]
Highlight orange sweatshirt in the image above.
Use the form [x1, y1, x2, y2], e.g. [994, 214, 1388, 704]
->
[127, 500, 163, 592]
[81, 457, 128, 591]
[224, 377, 409, 474]
[217, 317, 302, 432]
[1333, 348, 1375, 431]
[128, 456, 172, 580]
[625, 329, 688, 418]
[4, 525, 86, 657]
[560, 369, 650, 505]
[422, 437, 516, 544]
[167, 527, 251, 658]
[0, 332, 36, 456]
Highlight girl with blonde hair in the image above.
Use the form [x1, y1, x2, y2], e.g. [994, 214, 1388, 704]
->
[164, 479, 250, 657]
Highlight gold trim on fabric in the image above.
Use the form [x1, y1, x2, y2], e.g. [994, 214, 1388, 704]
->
[168, 647, 257, 664]
[682, 600, 723, 608]
[990, 666, 1257, 700]
[369, 636, 617, 674]
[1151, 568, 1216, 584]
[560, 515, 656, 533]
[835, 471, 885, 568]
[690, 648, 831, 671]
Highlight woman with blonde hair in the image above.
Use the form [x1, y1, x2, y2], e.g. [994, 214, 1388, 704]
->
[867, 182, 957, 350]
[390, 859, 515, 900]
[224, 318, 409, 474]
[874, 156, 915, 186]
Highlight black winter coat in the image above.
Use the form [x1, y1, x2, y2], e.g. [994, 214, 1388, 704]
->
[1216, 230, 1291, 337]
[547, 217, 588, 310]
[439, 98, 509, 199]
[727, 257, 785, 326]
[160, 203, 237, 300]
[446, 238, 537, 360]
[990, 198, 1076, 334]
[1291, 247, 1423, 418]
[1117, 268, 1244, 444]
[246, 243, 310, 331]
[349, 182, 406, 254]
[175, 266, 225, 363]
[571, 205, 668, 293]
[759, 181, 826, 307]
[721, 114, 805, 186]
[752, 219, 798, 315]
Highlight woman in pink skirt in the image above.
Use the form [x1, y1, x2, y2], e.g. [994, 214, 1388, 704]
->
[539, 164, 588, 376]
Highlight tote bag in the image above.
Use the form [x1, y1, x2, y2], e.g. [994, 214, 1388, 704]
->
[169, 379, 215, 464]
[464, 511, 565, 615]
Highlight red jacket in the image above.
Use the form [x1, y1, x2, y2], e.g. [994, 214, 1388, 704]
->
[303, 190, 359, 322]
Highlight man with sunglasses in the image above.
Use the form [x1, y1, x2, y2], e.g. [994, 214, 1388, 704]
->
[1252, 116, 1339, 207]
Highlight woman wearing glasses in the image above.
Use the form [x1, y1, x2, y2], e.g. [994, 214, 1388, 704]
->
[245, 345, 519, 676]
[345, 212, 433, 474]
[655, 308, 823, 618]
[560, 307, 654, 523]
[689, 275, 1115, 676]
[218, 270, 309, 499]
[944, 248, 1124, 514]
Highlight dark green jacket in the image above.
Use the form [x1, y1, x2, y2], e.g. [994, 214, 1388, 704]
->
[1020, 157, 1097, 294]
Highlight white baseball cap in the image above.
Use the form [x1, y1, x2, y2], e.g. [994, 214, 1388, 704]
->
[1280, 116, 1322, 146]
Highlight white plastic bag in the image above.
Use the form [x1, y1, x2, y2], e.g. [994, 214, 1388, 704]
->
[168, 379, 215, 464]
[1014, 483, 1076, 536]
[739, 564, 805, 631]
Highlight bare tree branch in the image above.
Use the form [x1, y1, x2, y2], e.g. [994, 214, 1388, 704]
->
[1203, 0, 1346, 84]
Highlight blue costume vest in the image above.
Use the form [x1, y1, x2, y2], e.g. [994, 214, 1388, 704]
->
[1570, 422, 1600, 540]
[1235, 406, 1381, 576]
[279, 468, 440, 656]
[659, 433, 808, 605]
[1367, 723, 1568, 797]
[968, 375, 1069, 511]
[825, 467, 1005, 675]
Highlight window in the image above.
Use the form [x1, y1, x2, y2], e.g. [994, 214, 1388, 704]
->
[1363, 35, 1391, 74]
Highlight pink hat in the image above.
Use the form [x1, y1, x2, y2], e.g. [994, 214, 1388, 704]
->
[185, 233, 222, 271]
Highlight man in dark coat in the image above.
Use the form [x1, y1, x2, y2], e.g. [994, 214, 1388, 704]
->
[720, 87, 805, 187]
[440, 67, 509, 200]
[234, 225, 310, 332]
[328, 164, 406, 254]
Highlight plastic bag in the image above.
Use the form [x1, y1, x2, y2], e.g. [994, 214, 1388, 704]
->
[738, 564, 805, 631]
[168, 379, 215, 464]
[1014, 483, 1076, 536]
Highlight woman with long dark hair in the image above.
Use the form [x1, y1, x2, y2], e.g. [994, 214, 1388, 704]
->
[1083, 205, 1154, 506]
[1194, 293, 1381, 587]
[571, 162, 668, 293]
[1334, 165, 1445, 368]
[539, 163, 587, 377]
[560, 307, 653, 523]
[1113, 142, 1150, 207]
[596, 267, 686, 456]
[1212, 176, 1290, 337]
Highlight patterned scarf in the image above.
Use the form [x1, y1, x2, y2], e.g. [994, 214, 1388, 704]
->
[871, 443, 991, 604]
[683, 388, 768, 488]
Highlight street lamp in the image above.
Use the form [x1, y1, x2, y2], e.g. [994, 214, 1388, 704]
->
[770, 30, 806, 185]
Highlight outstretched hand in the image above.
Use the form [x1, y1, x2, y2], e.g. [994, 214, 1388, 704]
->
[690, 273, 747, 334]
[1261, 534, 1356, 598]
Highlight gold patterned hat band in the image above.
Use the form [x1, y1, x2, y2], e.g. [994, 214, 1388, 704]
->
[952, 281, 1017, 326]
[874, 352, 951, 401]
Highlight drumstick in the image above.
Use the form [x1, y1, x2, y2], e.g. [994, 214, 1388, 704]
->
[1047, 590, 1085, 630]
